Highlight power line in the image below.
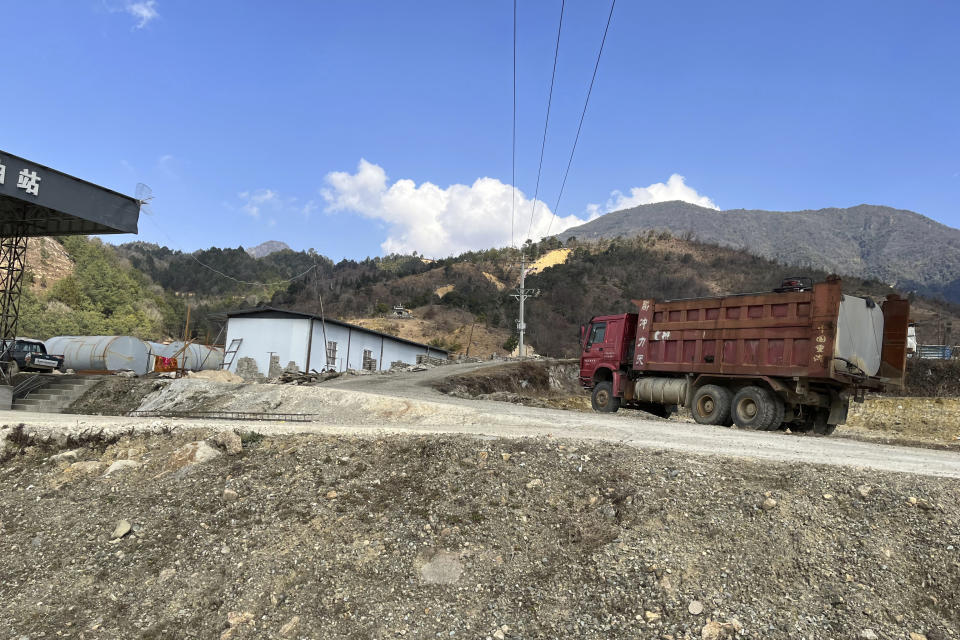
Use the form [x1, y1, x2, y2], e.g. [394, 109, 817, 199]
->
[142, 214, 319, 287]
[186, 252, 318, 287]
[510, 0, 517, 249]
[546, 0, 616, 237]
[524, 0, 566, 243]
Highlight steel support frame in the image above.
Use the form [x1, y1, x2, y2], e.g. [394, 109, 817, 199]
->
[0, 222, 29, 381]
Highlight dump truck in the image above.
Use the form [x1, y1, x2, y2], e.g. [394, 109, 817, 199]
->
[578, 276, 909, 435]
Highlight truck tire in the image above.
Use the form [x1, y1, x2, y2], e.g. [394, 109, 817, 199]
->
[732, 386, 778, 430]
[691, 385, 732, 426]
[637, 401, 670, 418]
[764, 397, 786, 431]
[591, 381, 620, 413]
[795, 408, 833, 435]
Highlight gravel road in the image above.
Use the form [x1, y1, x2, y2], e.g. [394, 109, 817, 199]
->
[4, 362, 960, 478]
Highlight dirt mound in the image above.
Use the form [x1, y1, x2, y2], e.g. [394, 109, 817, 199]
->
[65, 378, 170, 416]
[187, 369, 244, 383]
[435, 360, 583, 396]
[435, 360, 591, 411]
[1, 432, 956, 638]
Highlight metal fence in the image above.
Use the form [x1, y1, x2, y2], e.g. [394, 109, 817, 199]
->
[916, 345, 954, 360]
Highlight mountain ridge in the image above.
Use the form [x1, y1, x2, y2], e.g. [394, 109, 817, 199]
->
[245, 240, 291, 258]
[559, 201, 960, 302]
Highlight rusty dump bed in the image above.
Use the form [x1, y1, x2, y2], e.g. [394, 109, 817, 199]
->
[631, 277, 909, 390]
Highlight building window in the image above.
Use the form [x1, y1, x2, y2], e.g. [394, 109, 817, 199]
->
[326, 341, 338, 369]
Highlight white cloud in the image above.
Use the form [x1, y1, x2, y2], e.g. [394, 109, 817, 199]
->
[322, 159, 589, 256]
[301, 200, 318, 219]
[126, 1, 159, 29]
[587, 174, 718, 216]
[156, 153, 177, 177]
[322, 161, 720, 256]
[238, 189, 278, 219]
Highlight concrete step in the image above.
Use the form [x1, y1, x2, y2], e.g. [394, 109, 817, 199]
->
[14, 397, 47, 406]
[45, 379, 99, 390]
[44, 382, 89, 391]
[24, 392, 68, 401]
[11, 403, 49, 412]
[11, 375, 105, 413]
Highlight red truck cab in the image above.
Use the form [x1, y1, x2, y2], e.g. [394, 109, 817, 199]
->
[579, 314, 635, 385]
[580, 313, 672, 416]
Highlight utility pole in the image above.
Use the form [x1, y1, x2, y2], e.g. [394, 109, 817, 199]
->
[511, 254, 540, 359]
[465, 318, 476, 358]
[183, 305, 191, 342]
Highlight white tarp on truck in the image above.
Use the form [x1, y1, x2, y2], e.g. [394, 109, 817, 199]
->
[834, 295, 884, 376]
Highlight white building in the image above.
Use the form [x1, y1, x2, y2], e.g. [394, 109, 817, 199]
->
[223, 307, 449, 376]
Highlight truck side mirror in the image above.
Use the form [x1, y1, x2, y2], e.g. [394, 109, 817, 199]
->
[579, 325, 585, 347]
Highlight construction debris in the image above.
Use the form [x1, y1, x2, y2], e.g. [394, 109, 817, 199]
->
[272, 370, 341, 385]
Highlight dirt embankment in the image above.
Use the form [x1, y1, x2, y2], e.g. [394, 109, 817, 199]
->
[66, 378, 168, 416]
[434, 360, 590, 410]
[899, 359, 960, 397]
[1, 430, 957, 639]
[23, 236, 74, 292]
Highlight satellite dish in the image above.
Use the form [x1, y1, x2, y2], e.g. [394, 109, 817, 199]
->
[135, 182, 154, 216]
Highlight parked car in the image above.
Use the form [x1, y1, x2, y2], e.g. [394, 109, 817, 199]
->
[0, 338, 65, 375]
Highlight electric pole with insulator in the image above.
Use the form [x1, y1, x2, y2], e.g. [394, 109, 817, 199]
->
[511, 254, 540, 358]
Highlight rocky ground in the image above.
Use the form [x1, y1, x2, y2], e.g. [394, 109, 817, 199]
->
[1, 428, 958, 640]
[434, 360, 592, 412]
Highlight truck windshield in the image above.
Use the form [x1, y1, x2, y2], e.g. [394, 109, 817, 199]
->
[587, 323, 606, 346]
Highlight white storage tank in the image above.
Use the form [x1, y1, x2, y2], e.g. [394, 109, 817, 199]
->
[45, 336, 151, 374]
[147, 342, 224, 371]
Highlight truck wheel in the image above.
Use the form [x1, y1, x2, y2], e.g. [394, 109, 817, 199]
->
[732, 386, 777, 430]
[591, 381, 620, 413]
[764, 397, 786, 431]
[692, 385, 732, 426]
[814, 421, 837, 436]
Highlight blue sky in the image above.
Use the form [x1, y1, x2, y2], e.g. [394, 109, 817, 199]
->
[2, 1, 958, 259]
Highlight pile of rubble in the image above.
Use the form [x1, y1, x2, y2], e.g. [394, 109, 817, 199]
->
[271, 370, 341, 385]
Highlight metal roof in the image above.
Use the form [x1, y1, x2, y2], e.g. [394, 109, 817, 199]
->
[0, 150, 140, 237]
[225, 307, 451, 354]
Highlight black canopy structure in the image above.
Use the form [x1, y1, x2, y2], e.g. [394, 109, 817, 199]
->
[0, 150, 141, 371]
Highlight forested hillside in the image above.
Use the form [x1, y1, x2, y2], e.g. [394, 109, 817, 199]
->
[19, 234, 960, 358]
[20, 237, 185, 339]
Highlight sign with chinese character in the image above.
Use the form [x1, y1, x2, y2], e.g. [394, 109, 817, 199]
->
[0, 149, 140, 237]
[634, 299, 655, 370]
[17, 168, 41, 196]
